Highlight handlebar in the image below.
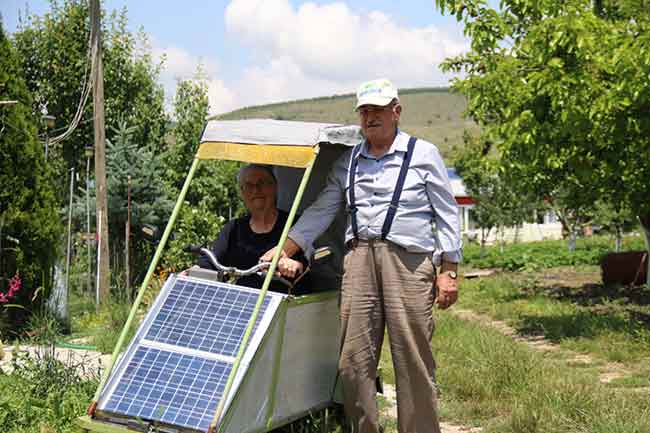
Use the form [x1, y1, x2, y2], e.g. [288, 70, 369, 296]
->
[184, 245, 270, 277]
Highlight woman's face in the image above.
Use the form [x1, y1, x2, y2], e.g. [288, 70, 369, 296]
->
[240, 168, 277, 213]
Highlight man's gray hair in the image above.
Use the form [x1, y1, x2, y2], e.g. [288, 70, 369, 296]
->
[237, 164, 277, 187]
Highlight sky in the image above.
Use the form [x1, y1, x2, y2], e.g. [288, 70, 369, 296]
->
[1, 0, 470, 115]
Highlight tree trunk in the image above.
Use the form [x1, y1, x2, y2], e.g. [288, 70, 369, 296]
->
[513, 224, 520, 244]
[615, 224, 623, 253]
[568, 228, 577, 252]
[639, 215, 650, 287]
[480, 227, 487, 258]
[499, 226, 505, 254]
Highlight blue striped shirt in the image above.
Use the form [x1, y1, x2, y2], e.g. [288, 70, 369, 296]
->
[289, 130, 462, 264]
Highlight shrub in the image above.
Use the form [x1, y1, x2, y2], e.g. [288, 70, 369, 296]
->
[463, 235, 646, 271]
[0, 348, 97, 433]
[0, 23, 61, 335]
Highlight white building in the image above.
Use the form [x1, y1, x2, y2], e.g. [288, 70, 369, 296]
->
[447, 168, 563, 243]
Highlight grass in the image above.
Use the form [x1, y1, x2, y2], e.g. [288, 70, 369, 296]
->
[433, 312, 650, 432]
[0, 343, 97, 433]
[457, 269, 650, 365]
[66, 287, 140, 354]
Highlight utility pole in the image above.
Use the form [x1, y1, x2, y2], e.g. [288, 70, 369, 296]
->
[90, 0, 110, 302]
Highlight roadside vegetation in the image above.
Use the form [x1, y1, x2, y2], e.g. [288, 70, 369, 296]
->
[433, 312, 650, 433]
[463, 235, 646, 272]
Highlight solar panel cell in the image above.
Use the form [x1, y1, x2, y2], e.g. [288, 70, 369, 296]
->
[104, 346, 231, 430]
[99, 277, 280, 432]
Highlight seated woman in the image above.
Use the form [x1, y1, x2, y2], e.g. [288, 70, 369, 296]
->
[197, 164, 309, 294]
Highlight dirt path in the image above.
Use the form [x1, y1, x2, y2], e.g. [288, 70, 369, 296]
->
[451, 308, 644, 387]
[380, 383, 482, 433]
[0, 343, 110, 378]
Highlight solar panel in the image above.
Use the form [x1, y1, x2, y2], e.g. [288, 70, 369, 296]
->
[145, 279, 271, 357]
[97, 275, 283, 432]
[102, 347, 230, 431]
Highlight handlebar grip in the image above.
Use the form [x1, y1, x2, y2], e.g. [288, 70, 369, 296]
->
[184, 244, 203, 254]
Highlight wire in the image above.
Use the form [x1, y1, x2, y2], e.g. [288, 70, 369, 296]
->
[43, 26, 94, 147]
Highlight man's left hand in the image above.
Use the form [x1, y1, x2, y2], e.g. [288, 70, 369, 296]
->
[435, 271, 458, 309]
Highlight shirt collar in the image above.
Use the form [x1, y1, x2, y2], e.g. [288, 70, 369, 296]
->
[358, 129, 407, 159]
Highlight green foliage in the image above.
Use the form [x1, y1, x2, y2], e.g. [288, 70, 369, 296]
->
[0, 22, 61, 333]
[165, 77, 210, 187]
[464, 235, 646, 271]
[162, 77, 241, 271]
[161, 201, 226, 272]
[436, 0, 650, 258]
[0, 349, 97, 433]
[12, 0, 168, 201]
[454, 132, 541, 250]
[73, 120, 173, 285]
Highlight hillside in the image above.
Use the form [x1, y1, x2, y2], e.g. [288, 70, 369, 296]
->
[215, 88, 478, 159]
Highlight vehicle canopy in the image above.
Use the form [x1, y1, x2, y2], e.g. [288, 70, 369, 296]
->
[198, 118, 364, 290]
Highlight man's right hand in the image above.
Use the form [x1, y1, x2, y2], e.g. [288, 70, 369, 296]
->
[260, 237, 301, 262]
[260, 237, 303, 278]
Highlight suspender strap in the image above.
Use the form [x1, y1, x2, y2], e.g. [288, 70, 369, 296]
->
[348, 143, 364, 240]
[348, 136, 417, 241]
[381, 136, 417, 240]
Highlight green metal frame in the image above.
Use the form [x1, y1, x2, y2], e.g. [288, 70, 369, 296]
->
[264, 301, 288, 429]
[89, 157, 201, 410]
[85, 140, 333, 433]
[211, 146, 320, 433]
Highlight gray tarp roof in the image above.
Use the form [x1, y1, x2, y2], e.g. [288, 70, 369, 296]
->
[201, 119, 363, 147]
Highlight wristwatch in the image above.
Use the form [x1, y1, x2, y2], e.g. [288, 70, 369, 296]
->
[443, 270, 458, 280]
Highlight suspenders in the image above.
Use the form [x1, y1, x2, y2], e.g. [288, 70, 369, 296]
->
[348, 136, 417, 240]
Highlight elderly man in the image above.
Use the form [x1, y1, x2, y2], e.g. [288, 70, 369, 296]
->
[263, 78, 461, 433]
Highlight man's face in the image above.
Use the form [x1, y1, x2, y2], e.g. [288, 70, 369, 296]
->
[358, 102, 401, 145]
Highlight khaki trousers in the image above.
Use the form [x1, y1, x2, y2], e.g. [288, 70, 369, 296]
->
[339, 240, 441, 433]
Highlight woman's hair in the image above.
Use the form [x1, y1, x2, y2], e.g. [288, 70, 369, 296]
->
[237, 164, 277, 187]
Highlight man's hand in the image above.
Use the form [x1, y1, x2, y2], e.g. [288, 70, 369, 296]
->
[260, 237, 301, 262]
[277, 257, 304, 278]
[260, 246, 287, 263]
[435, 269, 459, 310]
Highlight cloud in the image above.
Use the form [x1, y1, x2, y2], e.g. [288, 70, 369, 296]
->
[147, 1, 469, 115]
[151, 42, 235, 115]
[225, 0, 468, 88]
[229, 56, 355, 109]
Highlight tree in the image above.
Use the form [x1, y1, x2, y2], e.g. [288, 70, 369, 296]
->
[591, 199, 636, 252]
[0, 22, 61, 332]
[436, 0, 650, 283]
[73, 120, 174, 287]
[454, 133, 540, 255]
[161, 76, 241, 271]
[12, 0, 167, 202]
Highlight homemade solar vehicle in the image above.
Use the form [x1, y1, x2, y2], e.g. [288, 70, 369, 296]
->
[78, 119, 364, 433]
